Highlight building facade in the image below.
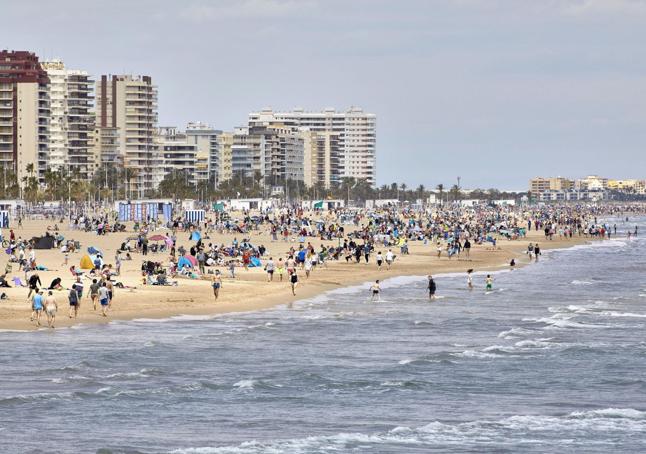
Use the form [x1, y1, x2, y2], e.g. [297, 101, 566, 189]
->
[41, 59, 95, 179]
[0, 50, 50, 184]
[96, 74, 158, 197]
[248, 107, 376, 185]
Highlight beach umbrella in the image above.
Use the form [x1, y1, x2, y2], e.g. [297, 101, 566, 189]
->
[187, 255, 198, 266]
[177, 256, 193, 269]
[149, 234, 167, 241]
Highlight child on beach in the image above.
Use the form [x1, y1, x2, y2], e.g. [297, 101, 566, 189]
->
[485, 275, 493, 292]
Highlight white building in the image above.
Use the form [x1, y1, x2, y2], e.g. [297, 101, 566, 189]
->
[248, 107, 376, 185]
[42, 60, 95, 179]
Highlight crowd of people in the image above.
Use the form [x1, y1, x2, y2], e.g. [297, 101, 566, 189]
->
[3, 201, 643, 329]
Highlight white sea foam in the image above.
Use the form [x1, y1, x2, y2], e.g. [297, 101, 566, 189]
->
[170, 408, 646, 453]
[233, 379, 256, 390]
[570, 280, 593, 285]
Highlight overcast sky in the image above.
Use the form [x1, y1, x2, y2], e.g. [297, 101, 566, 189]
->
[2, 0, 645, 189]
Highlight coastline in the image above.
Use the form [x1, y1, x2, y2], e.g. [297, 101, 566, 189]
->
[0, 220, 596, 332]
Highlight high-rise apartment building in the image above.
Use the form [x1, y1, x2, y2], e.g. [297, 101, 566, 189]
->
[156, 126, 198, 187]
[301, 130, 341, 189]
[96, 74, 158, 197]
[41, 60, 94, 179]
[248, 107, 376, 185]
[248, 124, 304, 185]
[0, 50, 50, 184]
[216, 132, 233, 183]
[185, 122, 222, 189]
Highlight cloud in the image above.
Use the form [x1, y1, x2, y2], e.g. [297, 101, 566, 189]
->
[180, 0, 318, 22]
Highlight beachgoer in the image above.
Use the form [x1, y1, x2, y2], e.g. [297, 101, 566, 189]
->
[31, 290, 44, 326]
[265, 257, 275, 282]
[211, 270, 222, 300]
[68, 284, 80, 318]
[485, 275, 493, 292]
[98, 283, 109, 317]
[89, 279, 100, 311]
[290, 269, 298, 296]
[428, 275, 436, 300]
[44, 291, 58, 328]
[467, 269, 473, 290]
[370, 280, 381, 302]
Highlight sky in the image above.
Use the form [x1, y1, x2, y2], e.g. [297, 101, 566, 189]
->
[1, 0, 645, 190]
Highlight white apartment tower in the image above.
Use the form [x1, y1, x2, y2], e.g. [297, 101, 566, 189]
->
[41, 60, 94, 179]
[248, 107, 376, 185]
[96, 74, 158, 197]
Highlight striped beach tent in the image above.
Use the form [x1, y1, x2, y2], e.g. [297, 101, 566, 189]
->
[185, 209, 205, 223]
[0, 211, 8, 228]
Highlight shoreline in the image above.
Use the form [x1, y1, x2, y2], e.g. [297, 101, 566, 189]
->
[0, 225, 596, 332]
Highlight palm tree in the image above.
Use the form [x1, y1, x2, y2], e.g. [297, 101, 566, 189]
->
[436, 184, 444, 205]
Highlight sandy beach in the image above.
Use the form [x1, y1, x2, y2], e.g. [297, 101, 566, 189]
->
[0, 217, 593, 331]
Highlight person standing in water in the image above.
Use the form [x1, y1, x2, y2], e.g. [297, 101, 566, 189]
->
[427, 275, 437, 300]
[467, 269, 474, 290]
[370, 280, 381, 302]
[485, 275, 494, 292]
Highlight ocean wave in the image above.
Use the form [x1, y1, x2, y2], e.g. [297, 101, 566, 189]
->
[0, 387, 112, 406]
[570, 280, 593, 285]
[497, 327, 537, 339]
[171, 408, 646, 453]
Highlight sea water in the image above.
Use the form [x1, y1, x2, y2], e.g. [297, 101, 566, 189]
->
[1, 217, 645, 453]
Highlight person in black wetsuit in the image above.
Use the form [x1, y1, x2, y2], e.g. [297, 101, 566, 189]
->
[428, 275, 437, 301]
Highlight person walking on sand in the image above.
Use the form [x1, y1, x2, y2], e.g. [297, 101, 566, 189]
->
[31, 290, 44, 326]
[265, 257, 275, 282]
[463, 239, 471, 260]
[211, 270, 222, 300]
[68, 283, 80, 318]
[385, 249, 394, 270]
[44, 291, 58, 328]
[106, 278, 114, 309]
[89, 279, 100, 311]
[427, 275, 437, 300]
[27, 272, 41, 300]
[98, 283, 109, 317]
[467, 269, 474, 290]
[277, 258, 285, 282]
[527, 243, 534, 261]
[376, 251, 383, 269]
[370, 280, 381, 302]
[290, 269, 299, 296]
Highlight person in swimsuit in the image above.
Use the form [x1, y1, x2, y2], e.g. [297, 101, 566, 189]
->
[211, 270, 222, 301]
[428, 275, 436, 300]
[376, 252, 383, 269]
[44, 291, 58, 328]
[467, 269, 474, 290]
[370, 280, 381, 302]
[290, 270, 298, 296]
[485, 275, 493, 291]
